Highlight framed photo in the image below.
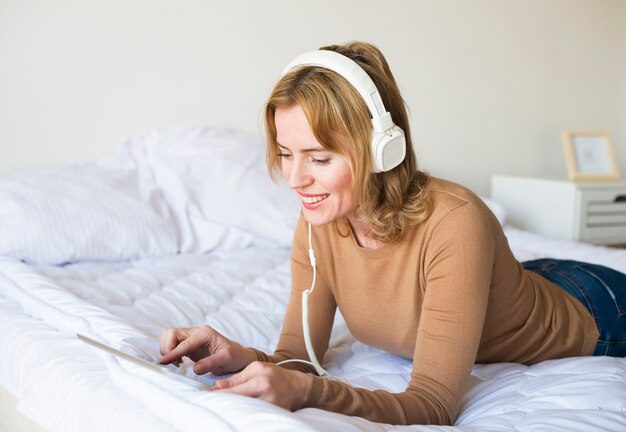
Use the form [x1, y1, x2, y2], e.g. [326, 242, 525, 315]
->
[562, 131, 620, 181]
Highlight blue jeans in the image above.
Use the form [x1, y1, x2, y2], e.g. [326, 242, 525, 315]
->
[522, 258, 626, 357]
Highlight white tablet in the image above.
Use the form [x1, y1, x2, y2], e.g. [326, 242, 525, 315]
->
[77, 333, 213, 390]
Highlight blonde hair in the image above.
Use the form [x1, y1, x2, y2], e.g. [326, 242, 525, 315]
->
[264, 41, 431, 243]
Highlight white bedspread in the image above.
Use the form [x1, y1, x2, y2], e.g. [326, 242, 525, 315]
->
[1, 229, 625, 432]
[0, 128, 624, 430]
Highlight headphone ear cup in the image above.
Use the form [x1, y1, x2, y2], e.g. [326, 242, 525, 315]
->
[372, 126, 406, 173]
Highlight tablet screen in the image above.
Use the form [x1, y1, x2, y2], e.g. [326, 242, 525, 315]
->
[77, 333, 213, 390]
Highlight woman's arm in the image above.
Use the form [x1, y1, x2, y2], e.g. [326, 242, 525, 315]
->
[301, 203, 495, 425]
[220, 204, 495, 425]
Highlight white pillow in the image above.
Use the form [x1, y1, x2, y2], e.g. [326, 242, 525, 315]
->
[122, 127, 301, 253]
[0, 163, 179, 265]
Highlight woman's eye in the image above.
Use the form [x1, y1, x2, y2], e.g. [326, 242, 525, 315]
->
[277, 152, 329, 165]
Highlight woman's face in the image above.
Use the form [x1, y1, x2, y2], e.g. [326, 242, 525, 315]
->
[275, 105, 355, 227]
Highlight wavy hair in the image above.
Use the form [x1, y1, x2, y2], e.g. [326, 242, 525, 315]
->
[264, 41, 431, 243]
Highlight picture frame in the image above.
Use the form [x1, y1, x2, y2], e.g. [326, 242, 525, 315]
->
[562, 131, 620, 181]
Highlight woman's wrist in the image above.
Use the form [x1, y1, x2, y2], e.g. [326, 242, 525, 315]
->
[299, 371, 315, 408]
[245, 347, 259, 366]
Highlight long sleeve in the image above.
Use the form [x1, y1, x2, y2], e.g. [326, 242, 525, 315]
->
[253, 177, 595, 426]
[301, 203, 495, 425]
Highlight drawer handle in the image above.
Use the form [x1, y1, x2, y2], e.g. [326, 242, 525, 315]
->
[616, 195, 626, 203]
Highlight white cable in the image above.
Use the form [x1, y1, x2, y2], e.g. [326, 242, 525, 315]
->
[276, 223, 332, 378]
[275, 359, 319, 368]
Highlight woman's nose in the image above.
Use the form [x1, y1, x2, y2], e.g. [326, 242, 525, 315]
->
[286, 159, 313, 190]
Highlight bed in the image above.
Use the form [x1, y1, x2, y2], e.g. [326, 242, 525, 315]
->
[1, 127, 625, 432]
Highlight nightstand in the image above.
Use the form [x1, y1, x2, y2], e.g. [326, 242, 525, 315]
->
[491, 175, 626, 245]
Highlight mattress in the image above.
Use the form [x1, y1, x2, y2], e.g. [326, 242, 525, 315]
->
[0, 127, 625, 431]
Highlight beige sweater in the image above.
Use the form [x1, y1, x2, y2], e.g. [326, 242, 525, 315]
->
[253, 177, 599, 426]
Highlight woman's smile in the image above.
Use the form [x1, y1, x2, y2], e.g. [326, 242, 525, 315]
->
[299, 192, 330, 209]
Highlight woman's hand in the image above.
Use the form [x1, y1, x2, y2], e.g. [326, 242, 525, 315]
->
[159, 325, 257, 375]
[213, 361, 313, 411]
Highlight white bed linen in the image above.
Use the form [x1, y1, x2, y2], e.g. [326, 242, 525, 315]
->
[0, 127, 300, 265]
[0, 126, 624, 431]
[1, 229, 626, 432]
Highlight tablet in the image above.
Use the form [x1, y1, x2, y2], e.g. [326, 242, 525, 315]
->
[77, 333, 213, 390]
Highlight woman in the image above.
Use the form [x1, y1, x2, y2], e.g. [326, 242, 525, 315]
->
[159, 41, 626, 426]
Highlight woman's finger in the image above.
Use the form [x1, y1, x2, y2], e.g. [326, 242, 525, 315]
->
[159, 327, 212, 365]
[159, 327, 193, 356]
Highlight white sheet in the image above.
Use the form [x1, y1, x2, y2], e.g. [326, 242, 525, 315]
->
[1, 228, 625, 432]
[0, 126, 624, 431]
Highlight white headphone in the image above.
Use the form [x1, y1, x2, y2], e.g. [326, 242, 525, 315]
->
[281, 50, 406, 173]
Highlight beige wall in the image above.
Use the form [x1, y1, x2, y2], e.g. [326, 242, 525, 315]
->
[1, 0, 625, 195]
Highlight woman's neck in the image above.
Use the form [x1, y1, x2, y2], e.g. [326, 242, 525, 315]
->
[347, 216, 384, 249]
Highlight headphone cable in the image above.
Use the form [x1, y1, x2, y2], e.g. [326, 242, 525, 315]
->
[276, 222, 334, 379]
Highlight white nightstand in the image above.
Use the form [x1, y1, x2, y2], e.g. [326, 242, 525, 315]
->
[491, 175, 626, 245]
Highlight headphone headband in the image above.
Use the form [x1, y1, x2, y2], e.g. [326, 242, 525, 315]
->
[280, 49, 406, 172]
[281, 50, 393, 133]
